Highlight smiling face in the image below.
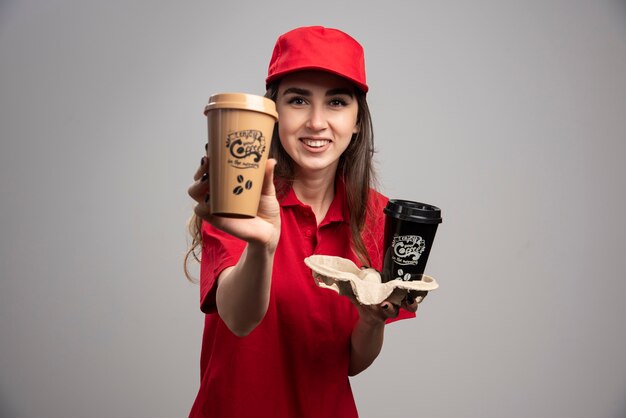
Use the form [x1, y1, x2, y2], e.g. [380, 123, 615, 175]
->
[275, 71, 359, 178]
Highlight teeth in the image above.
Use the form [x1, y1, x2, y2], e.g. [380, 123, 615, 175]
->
[302, 139, 329, 148]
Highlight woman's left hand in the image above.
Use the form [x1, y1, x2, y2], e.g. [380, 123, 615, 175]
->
[348, 292, 425, 325]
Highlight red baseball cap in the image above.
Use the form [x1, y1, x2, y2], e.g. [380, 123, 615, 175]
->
[266, 26, 368, 93]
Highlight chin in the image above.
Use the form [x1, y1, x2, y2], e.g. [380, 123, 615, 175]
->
[300, 163, 338, 175]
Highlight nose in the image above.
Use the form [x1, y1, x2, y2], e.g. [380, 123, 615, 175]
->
[305, 104, 328, 131]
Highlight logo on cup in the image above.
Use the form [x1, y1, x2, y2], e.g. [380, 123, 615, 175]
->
[226, 130, 266, 169]
[391, 235, 426, 266]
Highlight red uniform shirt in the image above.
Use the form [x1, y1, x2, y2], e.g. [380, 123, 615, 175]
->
[189, 182, 414, 418]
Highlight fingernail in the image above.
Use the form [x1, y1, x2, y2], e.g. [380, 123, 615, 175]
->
[407, 295, 415, 305]
[201, 173, 208, 182]
[204, 143, 208, 151]
[200, 157, 205, 166]
[204, 194, 210, 203]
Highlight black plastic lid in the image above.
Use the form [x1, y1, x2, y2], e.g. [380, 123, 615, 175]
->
[383, 199, 443, 224]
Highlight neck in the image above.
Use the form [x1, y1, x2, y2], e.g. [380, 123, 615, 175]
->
[292, 168, 337, 224]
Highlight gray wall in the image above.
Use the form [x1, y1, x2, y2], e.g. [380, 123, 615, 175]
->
[1, 1, 625, 417]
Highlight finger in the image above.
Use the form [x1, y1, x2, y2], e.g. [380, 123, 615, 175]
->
[380, 301, 400, 319]
[187, 173, 210, 203]
[193, 156, 209, 181]
[402, 296, 419, 313]
[189, 156, 210, 201]
[193, 198, 213, 220]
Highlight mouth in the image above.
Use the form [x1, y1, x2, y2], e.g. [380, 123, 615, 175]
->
[300, 138, 332, 149]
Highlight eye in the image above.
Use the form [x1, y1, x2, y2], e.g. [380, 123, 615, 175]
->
[287, 96, 307, 105]
[329, 97, 348, 107]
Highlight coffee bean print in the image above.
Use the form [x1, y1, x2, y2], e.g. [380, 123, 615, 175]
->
[237, 175, 244, 183]
[233, 186, 244, 195]
[245, 180, 252, 190]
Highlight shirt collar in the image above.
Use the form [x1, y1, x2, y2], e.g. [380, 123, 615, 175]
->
[279, 177, 349, 225]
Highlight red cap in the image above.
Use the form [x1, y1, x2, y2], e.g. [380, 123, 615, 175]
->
[266, 26, 368, 93]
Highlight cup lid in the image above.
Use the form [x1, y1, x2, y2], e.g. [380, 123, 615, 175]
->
[204, 92, 278, 119]
[384, 199, 442, 224]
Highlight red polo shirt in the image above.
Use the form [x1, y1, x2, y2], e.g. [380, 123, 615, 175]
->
[189, 182, 414, 418]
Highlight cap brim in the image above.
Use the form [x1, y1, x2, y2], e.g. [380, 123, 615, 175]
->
[265, 66, 368, 93]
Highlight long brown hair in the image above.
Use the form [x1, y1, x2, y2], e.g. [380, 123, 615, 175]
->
[184, 81, 377, 281]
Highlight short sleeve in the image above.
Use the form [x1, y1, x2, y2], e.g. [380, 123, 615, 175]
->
[199, 222, 246, 313]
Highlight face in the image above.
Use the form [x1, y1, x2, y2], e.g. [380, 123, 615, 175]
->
[275, 71, 359, 177]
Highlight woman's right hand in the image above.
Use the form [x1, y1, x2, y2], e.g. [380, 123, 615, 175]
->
[187, 156, 281, 253]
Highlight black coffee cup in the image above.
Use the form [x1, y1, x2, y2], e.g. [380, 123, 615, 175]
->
[381, 200, 442, 282]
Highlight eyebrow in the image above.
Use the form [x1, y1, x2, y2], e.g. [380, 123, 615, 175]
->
[282, 87, 354, 98]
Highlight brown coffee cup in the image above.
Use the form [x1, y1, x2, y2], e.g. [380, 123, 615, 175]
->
[204, 93, 278, 218]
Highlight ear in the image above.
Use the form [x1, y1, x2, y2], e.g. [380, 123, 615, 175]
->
[352, 112, 360, 135]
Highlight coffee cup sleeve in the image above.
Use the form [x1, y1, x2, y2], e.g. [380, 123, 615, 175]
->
[304, 255, 438, 306]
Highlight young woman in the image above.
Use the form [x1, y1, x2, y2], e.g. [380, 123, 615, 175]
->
[186, 26, 420, 418]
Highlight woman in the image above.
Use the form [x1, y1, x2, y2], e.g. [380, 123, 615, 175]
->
[186, 26, 419, 418]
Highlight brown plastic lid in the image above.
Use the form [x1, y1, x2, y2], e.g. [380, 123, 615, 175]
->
[204, 92, 278, 119]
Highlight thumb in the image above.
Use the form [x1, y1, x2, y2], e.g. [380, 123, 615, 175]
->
[262, 158, 277, 197]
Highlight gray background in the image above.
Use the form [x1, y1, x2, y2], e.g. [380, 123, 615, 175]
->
[1, 0, 625, 417]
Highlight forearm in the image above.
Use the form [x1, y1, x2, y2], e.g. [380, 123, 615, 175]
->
[348, 319, 385, 376]
[216, 242, 275, 337]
